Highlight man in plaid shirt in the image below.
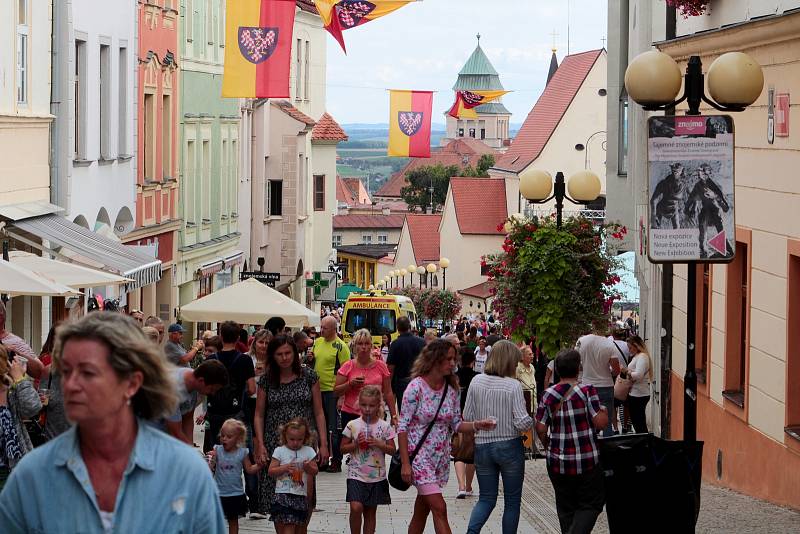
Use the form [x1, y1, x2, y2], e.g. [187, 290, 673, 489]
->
[535, 349, 608, 534]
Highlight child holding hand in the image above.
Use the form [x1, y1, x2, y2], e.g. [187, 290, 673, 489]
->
[340, 386, 396, 534]
[208, 419, 264, 534]
[267, 418, 319, 534]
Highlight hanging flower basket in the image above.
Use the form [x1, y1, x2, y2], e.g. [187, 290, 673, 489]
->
[667, 0, 709, 17]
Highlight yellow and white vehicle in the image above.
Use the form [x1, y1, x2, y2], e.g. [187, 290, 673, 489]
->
[341, 290, 418, 346]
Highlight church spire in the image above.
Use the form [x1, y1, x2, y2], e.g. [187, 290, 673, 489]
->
[547, 48, 559, 85]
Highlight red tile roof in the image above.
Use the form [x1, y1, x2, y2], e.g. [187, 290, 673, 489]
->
[333, 214, 406, 229]
[450, 178, 507, 235]
[336, 175, 357, 204]
[459, 280, 494, 299]
[295, 0, 319, 14]
[375, 138, 499, 198]
[272, 100, 316, 126]
[406, 214, 442, 265]
[342, 178, 371, 204]
[495, 49, 603, 173]
[312, 112, 349, 142]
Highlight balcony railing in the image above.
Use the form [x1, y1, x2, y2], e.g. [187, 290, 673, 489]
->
[522, 207, 607, 222]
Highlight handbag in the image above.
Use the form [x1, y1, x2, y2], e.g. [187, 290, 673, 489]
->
[388, 382, 449, 491]
[451, 432, 475, 462]
[614, 373, 633, 401]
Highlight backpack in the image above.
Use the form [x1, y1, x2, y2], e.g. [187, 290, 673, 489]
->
[207, 352, 245, 415]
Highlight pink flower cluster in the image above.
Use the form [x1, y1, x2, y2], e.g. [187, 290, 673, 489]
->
[666, 0, 709, 17]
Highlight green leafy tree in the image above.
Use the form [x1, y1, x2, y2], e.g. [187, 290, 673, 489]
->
[399, 155, 496, 212]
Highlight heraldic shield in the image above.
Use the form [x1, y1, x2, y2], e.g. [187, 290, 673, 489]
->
[335, 0, 376, 29]
[398, 112, 424, 136]
[238, 27, 280, 64]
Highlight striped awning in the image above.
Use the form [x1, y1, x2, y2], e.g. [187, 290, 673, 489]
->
[7, 214, 162, 292]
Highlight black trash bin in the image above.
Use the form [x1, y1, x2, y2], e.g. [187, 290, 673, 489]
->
[599, 434, 703, 534]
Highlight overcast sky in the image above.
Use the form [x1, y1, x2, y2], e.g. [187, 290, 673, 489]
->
[324, 0, 609, 125]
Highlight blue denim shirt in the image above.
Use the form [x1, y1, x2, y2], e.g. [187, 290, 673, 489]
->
[0, 419, 226, 533]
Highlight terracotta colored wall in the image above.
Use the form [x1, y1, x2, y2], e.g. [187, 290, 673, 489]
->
[670, 373, 800, 510]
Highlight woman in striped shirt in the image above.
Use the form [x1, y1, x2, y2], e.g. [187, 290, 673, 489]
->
[464, 341, 533, 534]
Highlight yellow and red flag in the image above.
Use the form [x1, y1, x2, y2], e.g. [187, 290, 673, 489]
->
[314, 0, 415, 53]
[388, 90, 433, 158]
[222, 0, 295, 98]
[447, 90, 510, 119]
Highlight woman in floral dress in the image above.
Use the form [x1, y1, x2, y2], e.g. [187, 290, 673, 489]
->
[253, 335, 328, 529]
[398, 339, 495, 534]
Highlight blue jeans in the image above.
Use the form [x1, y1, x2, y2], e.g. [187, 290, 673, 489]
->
[467, 437, 525, 534]
[321, 391, 342, 462]
[595, 386, 615, 436]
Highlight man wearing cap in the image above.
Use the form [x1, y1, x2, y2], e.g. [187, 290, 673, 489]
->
[165, 323, 204, 367]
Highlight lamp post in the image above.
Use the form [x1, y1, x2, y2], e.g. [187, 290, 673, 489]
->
[519, 169, 602, 229]
[407, 264, 417, 286]
[426, 263, 437, 288]
[400, 268, 408, 288]
[416, 265, 425, 287]
[439, 257, 450, 289]
[624, 50, 763, 443]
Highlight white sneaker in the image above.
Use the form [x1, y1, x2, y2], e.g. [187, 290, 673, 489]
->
[466, 490, 476, 497]
[249, 512, 267, 520]
[456, 490, 467, 499]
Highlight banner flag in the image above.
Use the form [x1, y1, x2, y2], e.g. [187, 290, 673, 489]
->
[315, 0, 415, 53]
[388, 90, 433, 158]
[447, 90, 510, 119]
[222, 0, 295, 98]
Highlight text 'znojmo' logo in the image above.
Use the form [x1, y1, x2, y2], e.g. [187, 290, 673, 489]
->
[238, 27, 279, 64]
[398, 112, 424, 136]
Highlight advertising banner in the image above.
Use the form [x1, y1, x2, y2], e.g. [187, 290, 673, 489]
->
[647, 115, 735, 263]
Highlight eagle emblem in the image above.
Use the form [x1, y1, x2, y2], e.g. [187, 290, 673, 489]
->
[398, 112, 424, 136]
[461, 91, 485, 106]
[335, 0, 376, 29]
[238, 27, 279, 64]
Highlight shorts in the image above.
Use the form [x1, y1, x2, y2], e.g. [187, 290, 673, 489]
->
[220, 494, 248, 520]
[270, 492, 309, 525]
[345, 478, 391, 507]
[415, 483, 443, 496]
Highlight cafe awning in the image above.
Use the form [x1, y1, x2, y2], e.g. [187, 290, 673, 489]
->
[4, 214, 161, 292]
[0, 258, 81, 297]
[8, 251, 132, 288]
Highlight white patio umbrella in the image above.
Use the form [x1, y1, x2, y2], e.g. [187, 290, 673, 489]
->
[179, 277, 320, 328]
[8, 251, 132, 288]
[0, 258, 81, 297]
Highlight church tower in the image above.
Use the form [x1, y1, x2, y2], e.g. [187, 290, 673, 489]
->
[443, 34, 512, 150]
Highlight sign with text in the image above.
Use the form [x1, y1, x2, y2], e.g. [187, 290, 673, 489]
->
[240, 271, 281, 287]
[647, 115, 735, 263]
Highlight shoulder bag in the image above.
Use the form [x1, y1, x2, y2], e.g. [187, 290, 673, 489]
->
[612, 342, 633, 401]
[389, 382, 449, 491]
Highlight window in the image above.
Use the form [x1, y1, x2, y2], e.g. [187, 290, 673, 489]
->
[99, 44, 111, 158]
[458, 128, 464, 137]
[267, 180, 283, 216]
[344, 309, 396, 336]
[295, 38, 302, 99]
[480, 129, 486, 140]
[218, 0, 225, 47]
[230, 139, 238, 215]
[304, 40, 310, 100]
[162, 95, 172, 177]
[220, 138, 228, 216]
[202, 140, 210, 219]
[377, 234, 388, 244]
[313, 174, 325, 211]
[186, 0, 194, 41]
[695, 264, 712, 385]
[74, 39, 87, 158]
[362, 235, 373, 244]
[143, 93, 155, 179]
[723, 236, 750, 409]
[118, 47, 128, 155]
[205, 0, 213, 46]
[185, 140, 196, 223]
[469, 128, 476, 138]
[786, 241, 800, 442]
[618, 91, 629, 175]
[16, 0, 28, 105]
[332, 234, 342, 248]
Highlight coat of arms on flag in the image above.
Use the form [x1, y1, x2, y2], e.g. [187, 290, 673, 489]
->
[447, 89, 510, 119]
[222, 0, 295, 98]
[389, 90, 433, 158]
[315, 0, 415, 53]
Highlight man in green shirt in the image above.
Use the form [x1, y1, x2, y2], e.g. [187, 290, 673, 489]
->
[310, 316, 350, 472]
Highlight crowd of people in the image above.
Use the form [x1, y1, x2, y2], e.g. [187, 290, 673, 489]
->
[0, 297, 651, 534]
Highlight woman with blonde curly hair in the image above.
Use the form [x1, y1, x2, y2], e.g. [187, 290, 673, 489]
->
[0, 313, 226, 532]
[0, 344, 38, 490]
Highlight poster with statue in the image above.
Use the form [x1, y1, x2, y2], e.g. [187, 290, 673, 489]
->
[647, 115, 735, 263]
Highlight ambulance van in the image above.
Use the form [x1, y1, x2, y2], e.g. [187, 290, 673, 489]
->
[341, 290, 418, 346]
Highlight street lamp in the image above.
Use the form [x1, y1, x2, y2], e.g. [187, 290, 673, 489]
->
[519, 169, 602, 229]
[624, 49, 763, 443]
[407, 264, 417, 286]
[400, 268, 408, 287]
[426, 263, 437, 288]
[416, 265, 425, 287]
[439, 257, 450, 289]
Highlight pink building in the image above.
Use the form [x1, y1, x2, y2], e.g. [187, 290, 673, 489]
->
[125, 0, 180, 321]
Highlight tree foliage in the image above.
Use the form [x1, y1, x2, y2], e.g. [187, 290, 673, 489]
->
[483, 215, 627, 357]
[389, 287, 462, 323]
[400, 155, 495, 212]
